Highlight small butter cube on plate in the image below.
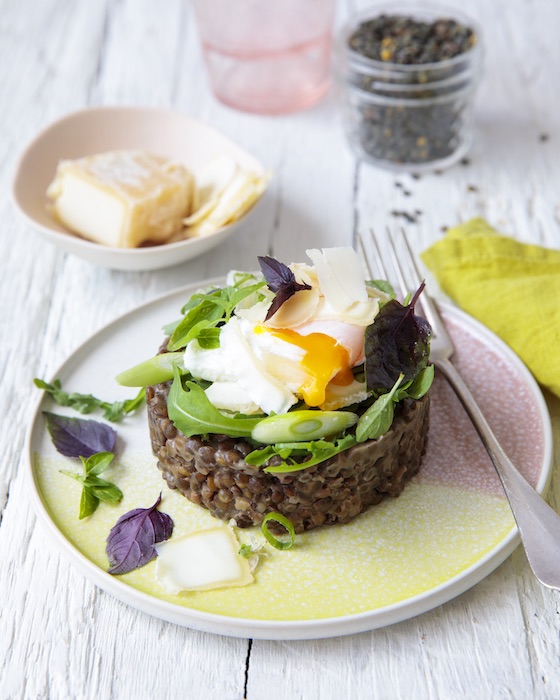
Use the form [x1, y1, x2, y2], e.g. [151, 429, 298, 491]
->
[155, 527, 254, 594]
[47, 150, 193, 248]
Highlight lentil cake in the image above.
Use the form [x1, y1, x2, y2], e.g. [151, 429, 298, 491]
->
[121, 247, 434, 535]
[147, 378, 430, 534]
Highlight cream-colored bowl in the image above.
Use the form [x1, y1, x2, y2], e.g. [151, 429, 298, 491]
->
[12, 106, 267, 271]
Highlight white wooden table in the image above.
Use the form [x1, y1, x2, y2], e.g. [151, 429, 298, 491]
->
[1, 0, 559, 698]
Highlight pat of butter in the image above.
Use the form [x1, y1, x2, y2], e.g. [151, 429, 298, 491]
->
[154, 527, 254, 593]
[47, 150, 193, 248]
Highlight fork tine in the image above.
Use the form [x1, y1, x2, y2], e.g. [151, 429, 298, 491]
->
[356, 232, 374, 279]
[365, 228, 390, 281]
[396, 227, 444, 335]
[383, 227, 409, 300]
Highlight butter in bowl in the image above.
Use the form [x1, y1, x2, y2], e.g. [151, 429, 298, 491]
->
[12, 107, 269, 271]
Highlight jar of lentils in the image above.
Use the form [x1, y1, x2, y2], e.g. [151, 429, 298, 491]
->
[336, 4, 482, 172]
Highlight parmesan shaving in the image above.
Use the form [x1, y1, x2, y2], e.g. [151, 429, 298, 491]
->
[306, 247, 368, 311]
[183, 153, 269, 237]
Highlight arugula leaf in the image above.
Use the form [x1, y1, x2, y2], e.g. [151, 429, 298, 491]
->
[35, 378, 145, 422]
[167, 281, 266, 351]
[167, 369, 262, 438]
[244, 445, 281, 466]
[226, 281, 267, 309]
[104, 389, 146, 421]
[258, 256, 312, 321]
[364, 283, 431, 394]
[356, 374, 404, 442]
[60, 451, 122, 519]
[246, 434, 356, 474]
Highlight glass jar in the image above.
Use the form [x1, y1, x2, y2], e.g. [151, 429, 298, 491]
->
[336, 4, 483, 172]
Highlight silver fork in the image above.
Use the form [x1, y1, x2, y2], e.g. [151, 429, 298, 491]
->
[358, 227, 560, 591]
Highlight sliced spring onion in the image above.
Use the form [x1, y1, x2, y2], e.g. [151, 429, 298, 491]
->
[251, 410, 358, 444]
[261, 512, 295, 550]
[115, 352, 184, 387]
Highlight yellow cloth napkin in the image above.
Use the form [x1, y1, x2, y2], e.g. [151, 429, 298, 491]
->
[421, 217, 560, 399]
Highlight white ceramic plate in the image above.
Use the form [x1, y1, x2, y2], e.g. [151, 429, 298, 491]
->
[27, 283, 553, 640]
[12, 107, 267, 271]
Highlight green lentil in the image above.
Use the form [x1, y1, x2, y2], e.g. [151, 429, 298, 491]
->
[344, 13, 479, 167]
[348, 15, 476, 66]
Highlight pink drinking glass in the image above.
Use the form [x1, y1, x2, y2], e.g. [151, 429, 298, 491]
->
[192, 0, 337, 115]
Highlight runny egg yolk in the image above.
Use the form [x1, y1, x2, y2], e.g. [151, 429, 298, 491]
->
[260, 327, 355, 406]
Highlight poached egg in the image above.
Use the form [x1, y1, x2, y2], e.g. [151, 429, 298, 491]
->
[184, 247, 379, 415]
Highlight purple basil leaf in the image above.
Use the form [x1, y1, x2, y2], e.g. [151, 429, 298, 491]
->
[258, 255, 295, 292]
[264, 288, 295, 320]
[43, 411, 117, 458]
[106, 494, 174, 575]
[365, 283, 432, 393]
[258, 255, 311, 321]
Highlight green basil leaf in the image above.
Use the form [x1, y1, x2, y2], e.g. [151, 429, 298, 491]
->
[84, 476, 124, 503]
[227, 281, 267, 308]
[181, 319, 220, 347]
[81, 451, 115, 476]
[402, 365, 434, 400]
[167, 369, 262, 438]
[180, 289, 219, 315]
[168, 299, 225, 351]
[356, 374, 404, 442]
[61, 450, 122, 518]
[79, 487, 99, 519]
[167, 280, 266, 352]
[196, 328, 222, 349]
